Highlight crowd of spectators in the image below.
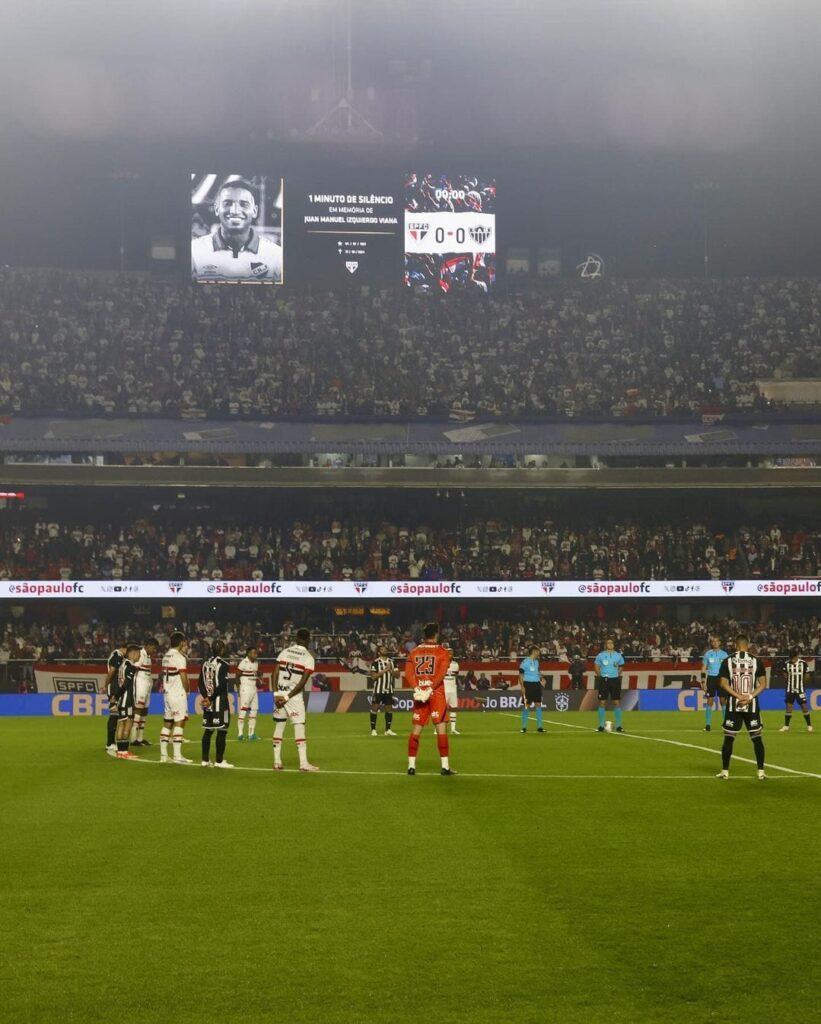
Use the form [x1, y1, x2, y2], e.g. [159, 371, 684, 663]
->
[1, 268, 820, 420]
[1, 614, 818, 672]
[0, 512, 818, 581]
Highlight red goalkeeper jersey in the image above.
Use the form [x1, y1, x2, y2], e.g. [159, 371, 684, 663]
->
[404, 643, 451, 691]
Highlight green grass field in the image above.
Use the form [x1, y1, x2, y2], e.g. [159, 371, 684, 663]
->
[2, 711, 819, 1024]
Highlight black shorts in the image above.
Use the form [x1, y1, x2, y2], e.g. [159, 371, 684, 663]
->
[203, 707, 231, 731]
[371, 692, 395, 707]
[785, 690, 807, 705]
[704, 677, 723, 699]
[117, 699, 135, 720]
[723, 710, 763, 736]
[597, 678, 622, 702]
[523, 682, 543, 706]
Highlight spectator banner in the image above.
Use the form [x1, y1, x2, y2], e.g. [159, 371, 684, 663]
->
[1, 580, 819, 600]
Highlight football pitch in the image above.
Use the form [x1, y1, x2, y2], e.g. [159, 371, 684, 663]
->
[2, 712, 818, 1024]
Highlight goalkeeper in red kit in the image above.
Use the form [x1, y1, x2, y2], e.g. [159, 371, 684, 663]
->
[404, 622, 455, 776]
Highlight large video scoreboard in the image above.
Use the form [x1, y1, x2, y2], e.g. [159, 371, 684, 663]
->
[190, 168, 496, 290]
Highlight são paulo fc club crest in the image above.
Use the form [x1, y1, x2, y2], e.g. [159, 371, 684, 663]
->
[353, 582, 368, 594]
[541, 581, 556, 593]
[408, 223, 429, 242]
[554, 692, 570, 712]
[721, 581, 736, 593]
[468, 225, 492, 245]
[168, 582, 184, 594]
[345, 261, 359, 274]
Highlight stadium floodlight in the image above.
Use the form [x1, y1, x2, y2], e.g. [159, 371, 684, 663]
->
[305, 0, 382, 139]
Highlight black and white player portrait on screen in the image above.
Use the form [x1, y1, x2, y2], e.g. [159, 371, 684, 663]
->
[191, 174, 283, 283]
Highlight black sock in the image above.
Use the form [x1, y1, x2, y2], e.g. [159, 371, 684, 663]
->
[385, 712, 393, 731]
[804, 712, 812, 727]
[721, 735, 734, 770]
[116, 738, 129, 752]
[752, 736, 765, 770]
[216, 731, 227, 762]
[784, 713, 792, 727]
[370, 712, 377, 730]
[107, 715, 118, 745]
[202, 731, 212, 761]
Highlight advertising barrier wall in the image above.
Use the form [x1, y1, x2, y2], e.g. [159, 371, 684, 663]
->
[1, 579, 819, 600]
[3, 688, 817, 718]
[639, 689, 821, 712]
[0, 688, 585, 717]
[25, 659, 814, 695]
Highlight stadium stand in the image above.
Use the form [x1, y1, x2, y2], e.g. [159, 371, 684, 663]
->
[0, 511, 817, 581]
[1, 269, 820, 420]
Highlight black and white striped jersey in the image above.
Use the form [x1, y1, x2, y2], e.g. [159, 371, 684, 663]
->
[785, 659, 810, 695]
[371, 657, 396, 696]
[106, 648, 124, 698]
[719, 652, 766, 713]
[199, 656, 230, 710]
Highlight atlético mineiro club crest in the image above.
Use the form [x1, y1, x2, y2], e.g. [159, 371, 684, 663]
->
[541, 581, 556, 593]
[408, 223, 428, 241]
[469, 225, 492, 245]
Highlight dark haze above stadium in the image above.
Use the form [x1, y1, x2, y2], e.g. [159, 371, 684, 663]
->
[2, 0, 818, 152]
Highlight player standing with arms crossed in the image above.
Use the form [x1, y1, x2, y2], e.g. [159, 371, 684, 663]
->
[199, 639, 234, 768]
[159, 633, 192, 765]
[443, 643, 461, 735]
[236, 644, 261, 742]
[701, 635, 728, 732]
[405, 622, 454, 776]
[716, 635, 768, 780]
[271, 627, 319, 772]
[779, 649, 813, 733]
[369, 644, 399, 736]
[595, 638, 625, 732]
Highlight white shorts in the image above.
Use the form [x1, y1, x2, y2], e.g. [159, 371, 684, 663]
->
[134, 676, 153, 708]
[238, 683, 259, 712]
[273, 694, 306, 726]
[163, 689, 189, 723]
[444, 682, 458, 709]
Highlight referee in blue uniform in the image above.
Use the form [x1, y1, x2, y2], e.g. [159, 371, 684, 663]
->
[595, 638, 625, 732]
[519, 646, 544, 733]
[701, 636, 728, 732]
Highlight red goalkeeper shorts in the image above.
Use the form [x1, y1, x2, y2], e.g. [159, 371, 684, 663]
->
[412, 687, 449, 727]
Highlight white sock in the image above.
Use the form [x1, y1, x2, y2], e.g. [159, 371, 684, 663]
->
[172, 727, 184, 759]
[295, 724, 308, 767]
[159, 729, 170, 757]
[273, 722, 286, 765]
[450, 714, 457, 733]
[408, 756, 417, 768]
[237, 710, 246, 737]
[248, 714, 257, 736]
[441, 755, 450, 769]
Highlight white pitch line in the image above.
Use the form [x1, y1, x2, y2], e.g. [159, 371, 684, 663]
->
[124, 755, 806, 781]
[505, 715, 821, 780]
